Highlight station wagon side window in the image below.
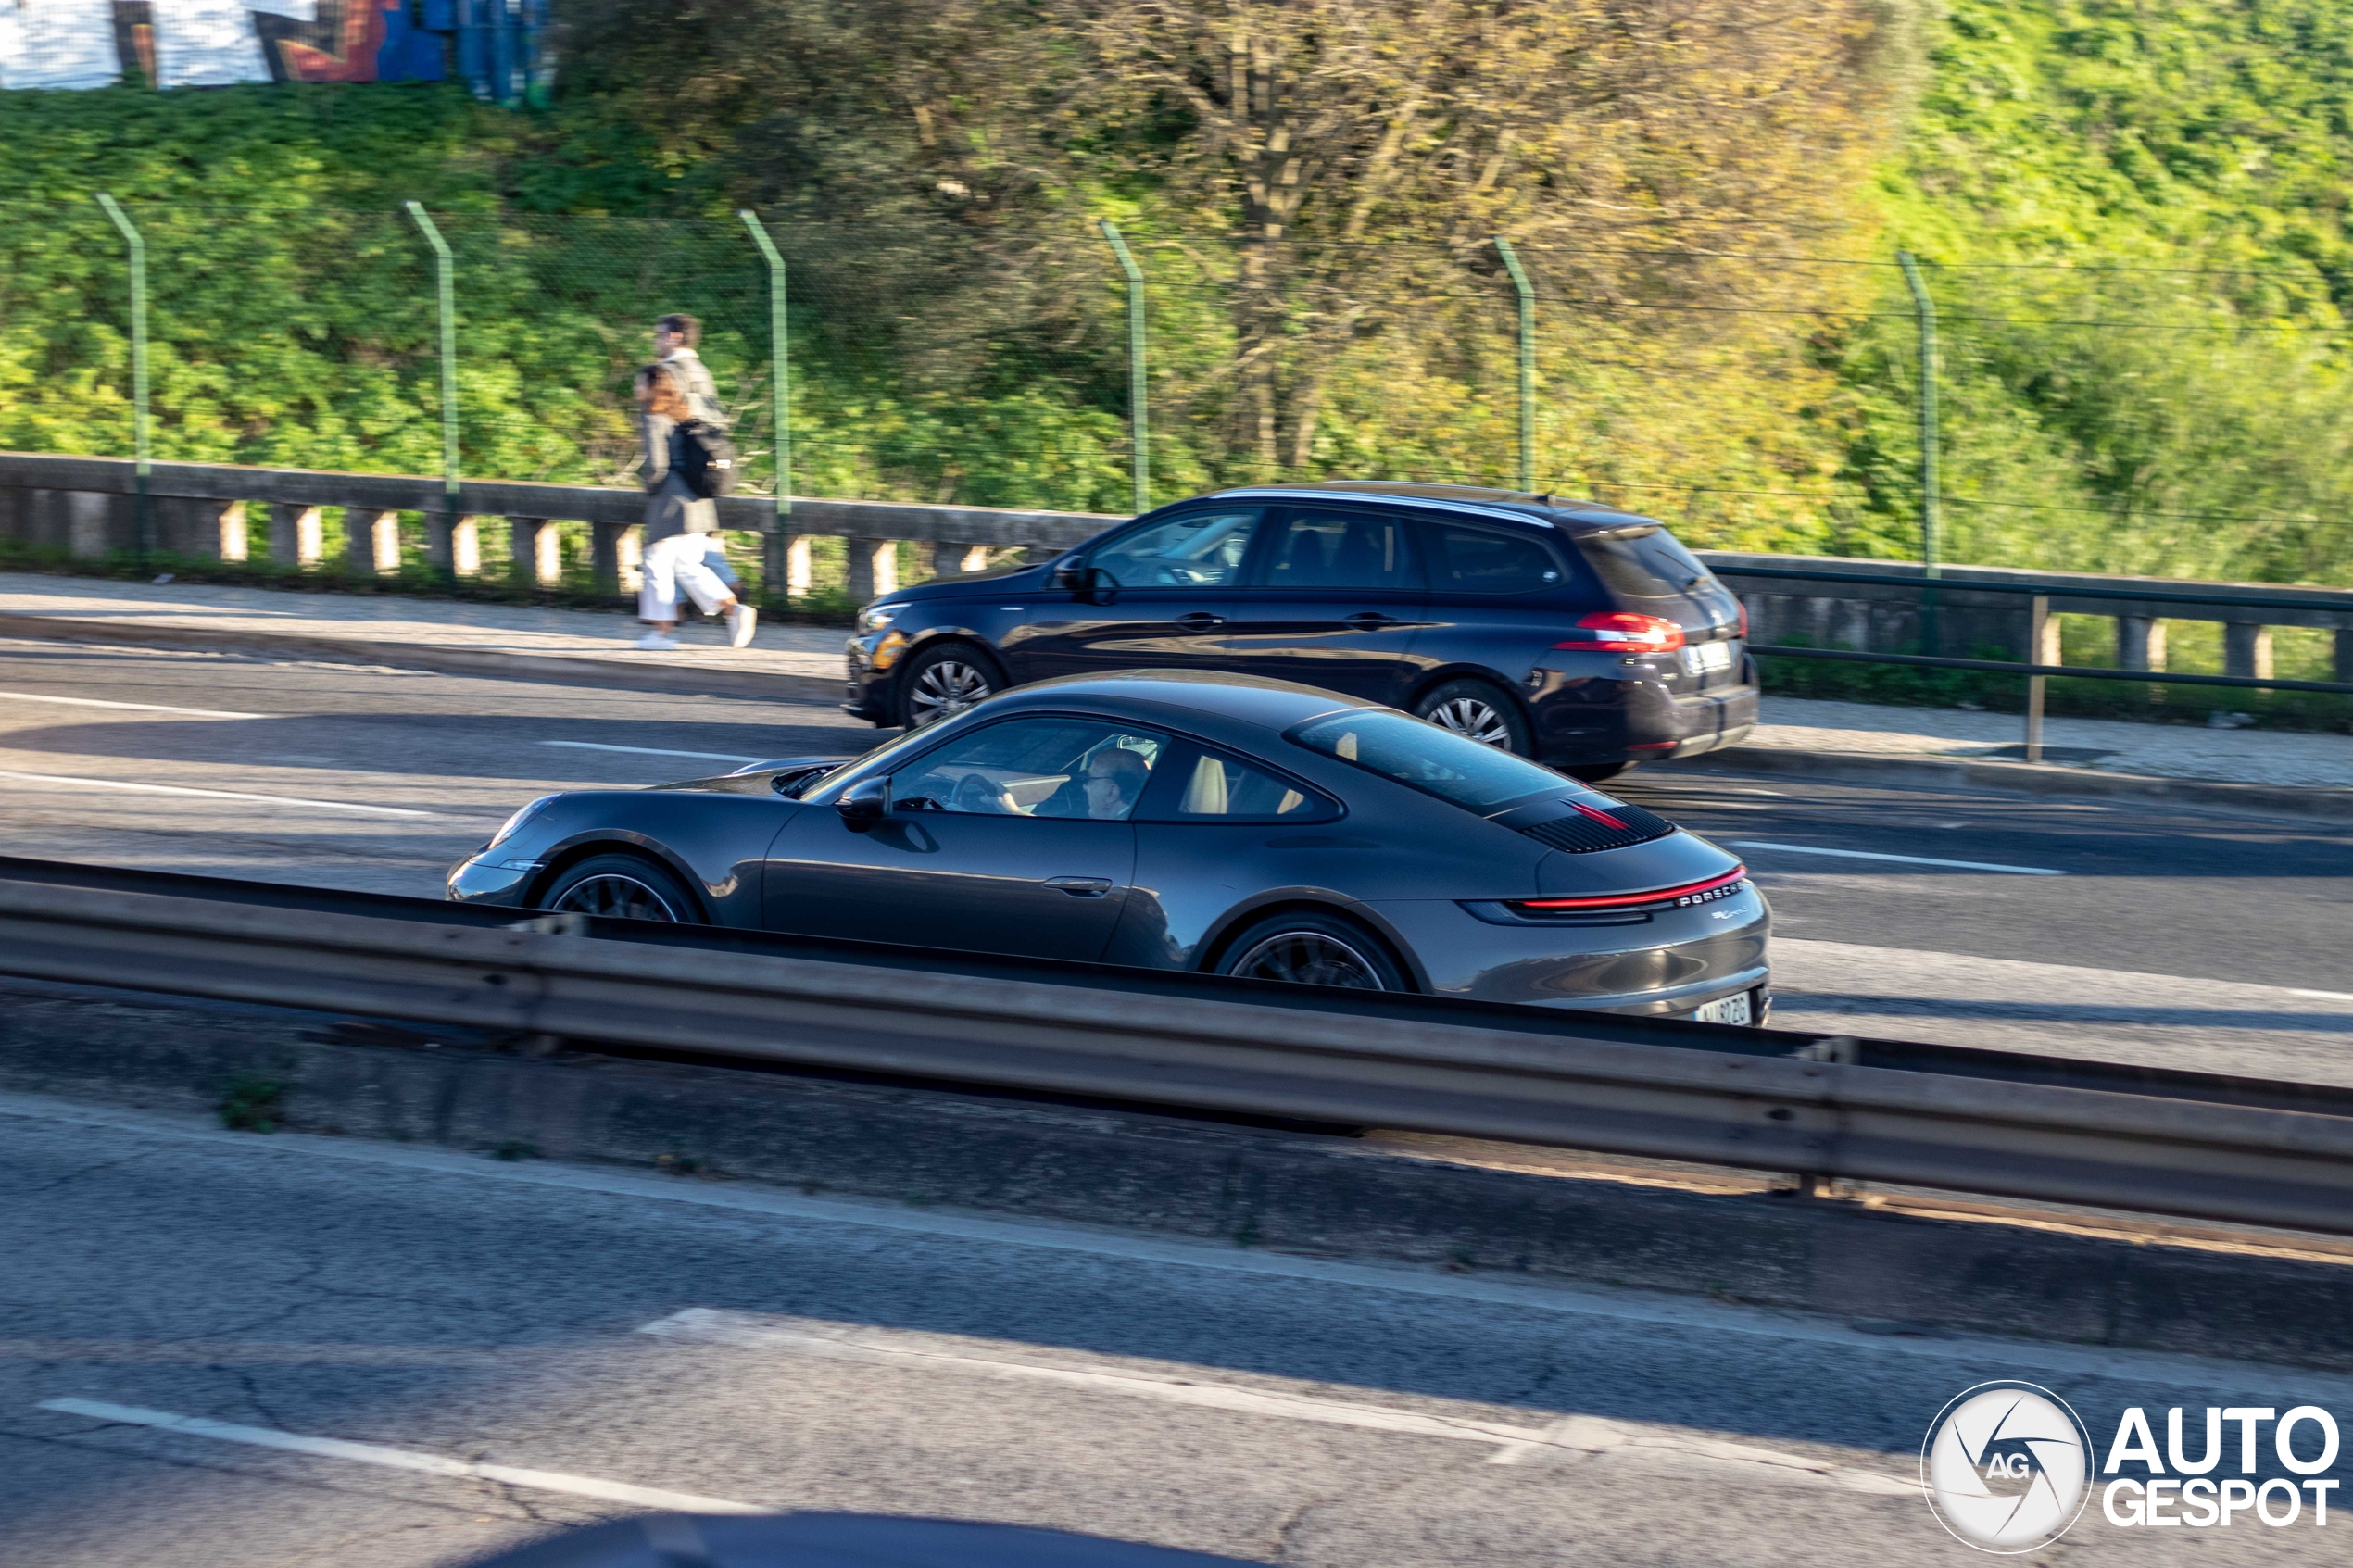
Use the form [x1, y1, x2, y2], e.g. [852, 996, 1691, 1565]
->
[1253, 508, 1421, 592]
[1418, 520, 1567, 595]
[1088, 509, 1264, 588]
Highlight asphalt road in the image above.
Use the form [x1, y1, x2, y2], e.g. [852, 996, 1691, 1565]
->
[4, 1093, 2349, 1568]
[0, 636, 2347, 1082]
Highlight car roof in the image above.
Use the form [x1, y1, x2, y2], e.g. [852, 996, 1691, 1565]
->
[1211, 481, 1662, 535]
[989, 669, 1378, 734]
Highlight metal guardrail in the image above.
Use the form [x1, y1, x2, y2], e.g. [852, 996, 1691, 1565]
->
[0, 860, 2347, 1236]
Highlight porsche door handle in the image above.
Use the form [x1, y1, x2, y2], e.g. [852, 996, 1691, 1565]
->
[1042, 875, 1115, 897]
[1174, 612, 1226, 630]
[1344, 612, 1399, 629]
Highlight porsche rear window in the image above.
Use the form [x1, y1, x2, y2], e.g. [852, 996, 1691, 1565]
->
[1285, 709, 1567, 814]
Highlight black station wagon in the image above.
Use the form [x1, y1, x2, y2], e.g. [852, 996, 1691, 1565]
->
[842, 482, 1756, 780]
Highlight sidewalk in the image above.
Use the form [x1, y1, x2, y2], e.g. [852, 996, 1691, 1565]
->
[0, 571, 845, 696]
[1737, 695, 2352, 792]
[0, 571, 2345, 798]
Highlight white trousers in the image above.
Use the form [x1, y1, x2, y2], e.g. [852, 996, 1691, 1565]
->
[639, 533, 732, 621]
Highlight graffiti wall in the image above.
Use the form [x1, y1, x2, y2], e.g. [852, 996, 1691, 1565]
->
[0, 1, 510, 90]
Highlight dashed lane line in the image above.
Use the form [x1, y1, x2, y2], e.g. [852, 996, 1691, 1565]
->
[1730, 839, 2067, 876]
[539, 741, 767, 764]
[0, 690, 268, 720]
[35, 1398, 768, 1514]
[0, 768, 439, 818]
[639, 1309, 1916, 1489]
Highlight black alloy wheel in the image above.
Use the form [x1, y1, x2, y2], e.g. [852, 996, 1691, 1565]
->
[1413, 678, 1532, 756]
[541, 854, 696, 923]
[1218, 911, 1406, 992]
[898, 641, 1001, 729]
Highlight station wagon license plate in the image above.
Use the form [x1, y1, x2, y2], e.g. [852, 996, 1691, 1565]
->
[1680, 639, 1735, 677]
[1691, 992, 1752, 1026]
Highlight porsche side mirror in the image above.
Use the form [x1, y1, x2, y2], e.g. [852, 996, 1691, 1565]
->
[837, 776, 890, 830]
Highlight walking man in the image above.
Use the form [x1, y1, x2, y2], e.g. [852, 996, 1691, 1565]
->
[635, 362, 756, 650]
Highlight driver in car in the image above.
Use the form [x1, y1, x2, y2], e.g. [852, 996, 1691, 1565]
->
[1035, 746, 1151, 820]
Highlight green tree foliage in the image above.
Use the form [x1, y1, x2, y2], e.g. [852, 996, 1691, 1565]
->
[1841, 0, 2353, 583]
[4, 0, 2353, 587]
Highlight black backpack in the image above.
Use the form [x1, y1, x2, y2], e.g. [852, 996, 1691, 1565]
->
[672, 420, 739, 499]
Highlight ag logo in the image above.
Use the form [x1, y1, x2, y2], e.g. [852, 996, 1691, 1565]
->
[1921, 1382, 2094, 1552]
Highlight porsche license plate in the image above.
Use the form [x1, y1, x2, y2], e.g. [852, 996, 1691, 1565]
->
[1692, 992, 1752, 1026]
[1680, 640, 1735, 677]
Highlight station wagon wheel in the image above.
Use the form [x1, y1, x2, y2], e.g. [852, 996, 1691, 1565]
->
[540, 854, 698, 924]
[898, 641, 1002, 729]
[1413, 678, 1532, 756]
[1218, 911, 1407, 992]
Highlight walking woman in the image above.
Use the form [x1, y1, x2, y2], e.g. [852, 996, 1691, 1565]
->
[634, 362, 755, 650]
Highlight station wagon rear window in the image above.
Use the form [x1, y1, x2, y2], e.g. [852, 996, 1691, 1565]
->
[1576, 527, 1712, 601]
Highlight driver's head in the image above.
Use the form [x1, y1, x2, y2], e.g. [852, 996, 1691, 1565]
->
[1082, 746, 1151, 818]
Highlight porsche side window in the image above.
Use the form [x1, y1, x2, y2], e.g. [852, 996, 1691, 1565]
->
[1138, 746, 1336, 823]
[1089, 509, 1262, 588]
[891, 719, 1166, 821]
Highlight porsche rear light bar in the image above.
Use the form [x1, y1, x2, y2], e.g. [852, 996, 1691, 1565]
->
[1505, 865, 1747, 914]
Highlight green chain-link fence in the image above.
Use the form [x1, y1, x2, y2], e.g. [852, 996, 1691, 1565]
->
[6, 197, 2352, 636]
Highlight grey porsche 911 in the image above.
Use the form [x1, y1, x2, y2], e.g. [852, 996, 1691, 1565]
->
[448, 670, 1769, 1020]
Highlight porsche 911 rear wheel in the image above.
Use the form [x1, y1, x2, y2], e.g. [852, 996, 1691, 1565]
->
[1219, 911, 1404, 991]
[541, 854, 695, 924]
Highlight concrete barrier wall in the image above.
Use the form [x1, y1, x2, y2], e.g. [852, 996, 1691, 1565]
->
[5, 451, 2349, 678]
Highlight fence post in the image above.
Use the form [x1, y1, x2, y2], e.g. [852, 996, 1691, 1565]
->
[1897, 249, 1941, 653]
[2024, 594, 2050, 763]
[94, 194, 151, 569]
[404, 201, 461, 582]
[1098, 220, 1150, 515]
[739, 209, 795, 602]
[1494, 236, 1536, 494]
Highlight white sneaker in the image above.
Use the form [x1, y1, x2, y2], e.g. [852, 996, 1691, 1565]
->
[636, 631, 680, 651]
[726, 603, 758, 648]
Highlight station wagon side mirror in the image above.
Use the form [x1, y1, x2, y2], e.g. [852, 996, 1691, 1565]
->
[1051, 561, 1090, 592]
[837, 775, 890, 830]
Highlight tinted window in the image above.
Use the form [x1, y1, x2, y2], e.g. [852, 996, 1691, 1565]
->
[893, 718, 1166, 821]
[1139, 746, 1334, 822]
[1287, 709, 1567, 814]
[1422, 522, 1564, 594]
[1091, 509, 1261, 588]
[1577, 527, 1712, 601]
[1260, 509, 1418, 591]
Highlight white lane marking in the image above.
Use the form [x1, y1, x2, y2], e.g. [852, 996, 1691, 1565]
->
[0, 691, 268, 720]
[2292, 989, 2353, 1002]
[539, 741, 765, 764]
[0, 768, 437, 819]
[1729, 840, 2066, 876]
[36, 1398, 767, 1514]
[8, 1089, 2345, 1400]
[640, 1310, 1912, 1490]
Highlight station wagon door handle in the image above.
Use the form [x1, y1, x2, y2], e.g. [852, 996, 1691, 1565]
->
[1042, 875, 1115, 897]
[1344, 612, 1399, 629]
[1174, 612, 1226, 630]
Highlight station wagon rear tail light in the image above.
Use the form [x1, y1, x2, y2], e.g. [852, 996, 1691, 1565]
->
[1505, 865, 1746, 914]
[1554, 611, 1685, 654]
